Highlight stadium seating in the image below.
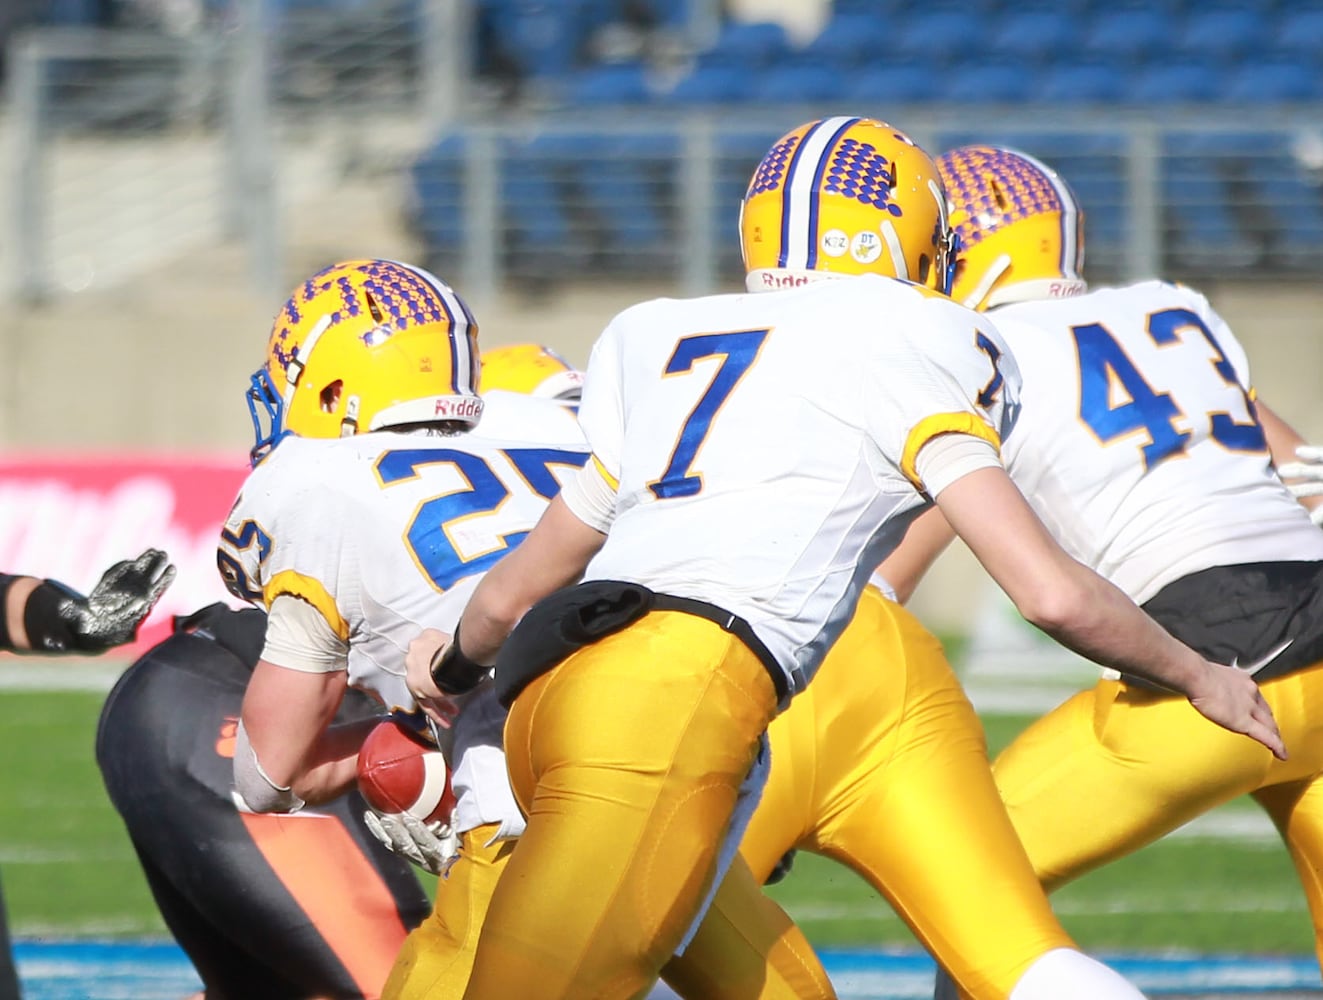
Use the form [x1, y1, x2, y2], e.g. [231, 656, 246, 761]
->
[988, 9, 1081, 65]
[842, 61, 934, 106]
[1175, 7, 1269, 64]
[1271, 7, 1323, 60]
[1222, 59, 1322, 103]
[1035, 62, 1130, 105]
[941, 59, 1036, 105]
[1077, 9, 1178, 63]
[403, 0, 1323, 284]
[563, 61, 652, 105]
[896, 8, 988, 69]
[795, 13, 893, 68]
[1125, 60, 1224, 105]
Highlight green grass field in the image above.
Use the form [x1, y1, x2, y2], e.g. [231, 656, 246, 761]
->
[0, 688, 1312, 957]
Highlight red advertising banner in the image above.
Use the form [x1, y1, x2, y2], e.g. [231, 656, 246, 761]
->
[0, 454, 251, 658]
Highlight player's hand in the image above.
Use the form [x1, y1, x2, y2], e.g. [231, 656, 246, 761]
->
[1186, 660, 1287, 761]
[363, 809, 459, 875]
[57, 548, 177, 652]
[1276, 444, 1323, 525]
[405, 628, 462, 728]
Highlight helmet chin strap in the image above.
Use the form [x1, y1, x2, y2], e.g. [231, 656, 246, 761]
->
[878, 220, 910, 282]
[281, 314, 334, 413]
[961, 254, 1012, 310]
[340, 395, 361, 437]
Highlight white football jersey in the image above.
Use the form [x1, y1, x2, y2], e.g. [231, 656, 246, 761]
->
[994, 280, 1323, 604]
[218, 391, 587, 836]
[577, 274, 1019, 696]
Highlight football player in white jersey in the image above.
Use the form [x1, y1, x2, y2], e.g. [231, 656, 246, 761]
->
[388, 345, 837, 1000]
[223, 274, 830, 1000]
[911, 145, 1323, 998]
[217, 259, 585, 892]
[393, 350, 1113, 1000]
[404, 117, 1282, 1000]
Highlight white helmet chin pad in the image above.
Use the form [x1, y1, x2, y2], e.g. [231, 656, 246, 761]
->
[986, 277, 1089, 309]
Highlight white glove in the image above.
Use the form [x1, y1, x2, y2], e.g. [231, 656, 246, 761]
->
[1276, 444, 1323, 525]
[363, 810, 460, 875]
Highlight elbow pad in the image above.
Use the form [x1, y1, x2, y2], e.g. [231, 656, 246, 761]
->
[232, 719, 306, 814]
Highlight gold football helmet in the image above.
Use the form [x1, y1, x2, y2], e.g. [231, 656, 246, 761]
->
[247, 259, 482, 465]
[480, 343, 584, 400]
[739, 116, 957, 294]
[936, 145, 1088, 311]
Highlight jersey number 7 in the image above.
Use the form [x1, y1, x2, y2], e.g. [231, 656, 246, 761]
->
[648, 329, 769, 500]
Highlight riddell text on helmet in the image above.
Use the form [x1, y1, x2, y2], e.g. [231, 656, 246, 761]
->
[434, 397, 484, 419]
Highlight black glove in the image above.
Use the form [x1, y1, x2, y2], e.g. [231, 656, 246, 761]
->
[44, 549, 177, 652]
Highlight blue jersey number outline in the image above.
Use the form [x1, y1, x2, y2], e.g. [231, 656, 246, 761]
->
[648, 329, 769, 499]
[1073, 307, 1264, 470]
[375, 446, 588, 592]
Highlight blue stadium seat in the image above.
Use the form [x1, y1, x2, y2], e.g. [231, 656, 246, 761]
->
[659, 64, 754, 105]
[842, 61, 935, 105]
[42, 0, 100, 24]
[988, 9, 1080, 64]
[1161, 153, 1261, 271]
[1223, 59, 1323, 102]
[1125, 60, 1223, 105]
[696, 20, 791, 70]
[832, 0, 908, 16]
[563, 62, 652, 106]
[1175, 7, 1269, 63]
[753, 64, 845, 103]
[640, 0, 691, 29]
[1035, 62, 1129, 104]
[941, 60, 1035, 104]
[1001, 0, 1091, 14]
[895, 8, 988, 68]
[482, 0, 597, 79]
[1271, 8, 1323, 59]
[563, 131, 675, 265]
[503, 135, 574, 254]
[1079, 9, 1176, 62]
[410, 133, 467, 253]
[797, 13, 893, 67]
[1258, 170, 1323, 263]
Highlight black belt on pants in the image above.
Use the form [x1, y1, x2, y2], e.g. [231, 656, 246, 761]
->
[494, 580, 789, 707]
[648, 593, 789, 703]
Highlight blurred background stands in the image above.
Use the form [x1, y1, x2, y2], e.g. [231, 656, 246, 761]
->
[1, 0, 1322, 303]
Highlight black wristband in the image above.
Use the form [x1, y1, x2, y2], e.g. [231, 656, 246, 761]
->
[0, 575, 16, 650]
[23, 580, 78, 653]
[429, 627, 491, 696]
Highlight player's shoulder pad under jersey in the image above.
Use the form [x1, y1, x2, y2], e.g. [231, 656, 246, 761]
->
[477, 390, 587, 448]
[235, 436, 360, 518]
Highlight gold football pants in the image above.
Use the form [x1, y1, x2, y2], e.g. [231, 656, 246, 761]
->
[739, 588, 1074, 999]
[461, 609, 832, 1000]
[384, 822, 832, 1000]
[991, 665, 1323, 958]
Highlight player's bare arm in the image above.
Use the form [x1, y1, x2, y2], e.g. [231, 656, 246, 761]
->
[466, 495, 607, 662]
[876, 507, 957, 605]
[237, 659, 373, 807]
[937, 464, 1286, 761]
[405, 495, 606, 722]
